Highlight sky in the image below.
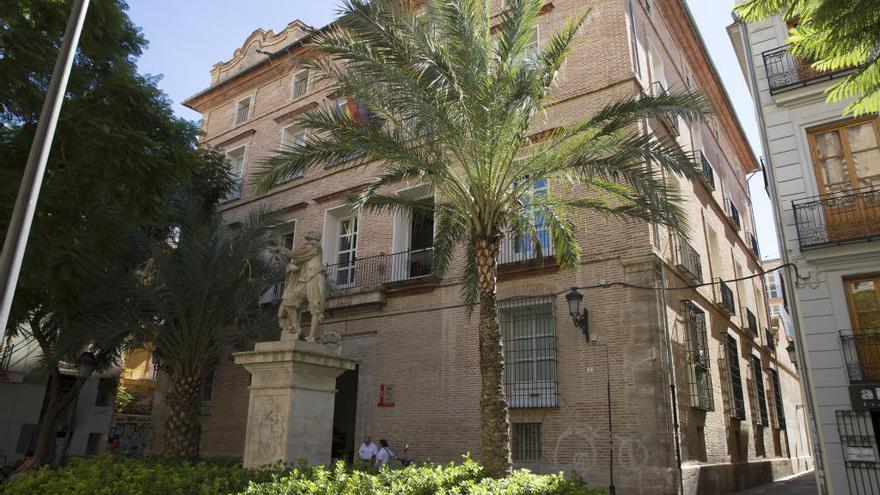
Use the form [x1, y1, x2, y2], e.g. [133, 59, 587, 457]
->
[126, 0, 780, 260]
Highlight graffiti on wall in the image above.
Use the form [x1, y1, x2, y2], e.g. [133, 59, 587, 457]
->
[109, 421, 152, 455]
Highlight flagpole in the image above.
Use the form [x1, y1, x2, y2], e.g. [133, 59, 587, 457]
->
[0, 0, 91, 342]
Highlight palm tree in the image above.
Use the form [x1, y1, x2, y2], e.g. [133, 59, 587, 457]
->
[257, 0, 707, 476]
[141, 196, 279, 459]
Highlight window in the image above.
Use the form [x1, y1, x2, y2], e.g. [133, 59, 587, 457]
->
[234, 96, 252, 125]
[768, 368, 786, 430]
[95, 378, 117, 407]
[808, 117, 880, 196]
[291, 69, 310, 99]
[85, 433, 103, 456]
[500, 178, 552, 264]
[512, 423, 542, 461]
[334, 217, 358, 287]
[766, 272, 780, 299]
[751, 355, 769, 426]
[521, 26, 540, 63]
[222, 146, 246, 202]
[500, 296, 558, 408]
[627, 1, 641, 79]
[725, 334, 746, 420]
[683, 301, 714, 411]
[200, 370, 215, 416]
[280, 125, 306, 181]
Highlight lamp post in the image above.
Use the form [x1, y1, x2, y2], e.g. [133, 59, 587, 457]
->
[61, 351, 97, 463]
[566, 288, 615, 495]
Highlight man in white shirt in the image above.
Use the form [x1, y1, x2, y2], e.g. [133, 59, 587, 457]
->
[357, 435, 378, 466]
[375, 439, 395, 467]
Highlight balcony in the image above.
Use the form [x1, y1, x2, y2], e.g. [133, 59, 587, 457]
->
[498, 231, 554, 265]
[220, 177, 243, 203]
[746, 309, 758, 336]
[748, 232, 760, 258]
[841, 330, 880, 382]
[650, 81, 680, 136]
[676, 237, 703, 283]
[725, 198, 741, 231]
[325, 248, 434, 292]
[719, 280, 736, 316]
[762, 44, 851, 94]
[696, 151, 715, 191]
[793, 187, 880, 250]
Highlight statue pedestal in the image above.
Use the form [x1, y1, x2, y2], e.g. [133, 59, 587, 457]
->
[233, 336, 356, 467]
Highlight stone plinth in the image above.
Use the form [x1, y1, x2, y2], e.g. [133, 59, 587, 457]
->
[233, 336, 356, 467]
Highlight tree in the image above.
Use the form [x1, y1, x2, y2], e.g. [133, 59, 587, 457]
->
[256, 0, 707, 476]
[0, 0, 203, 465]
[736, 0, 880, 116]
[140, 183, 280, 459]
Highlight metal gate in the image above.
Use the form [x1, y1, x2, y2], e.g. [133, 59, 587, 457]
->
[836, 410, 880, 494]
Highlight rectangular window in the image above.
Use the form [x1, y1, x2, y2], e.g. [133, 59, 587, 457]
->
[234, 96, 251, 125]
[500, 178, 552, 264]
[85, 433, 102, 456]
[200, 370, 215, 416]
[335, 217, 358, 287]
[627, 1, 641, 79]
[725, 334, 746, 420]
[808, 117, 880, 196]
[751, 355, 769, 426]
[521, 26, 540, 63]
[292, 69, 310, 99]
[500, 296, 558, 408]
[683, 301, 714, 411]
[768, 368, 786, 430]
[280, 125, 306, 181]
[222, 146, 246, 202]
[512, 423, 542, 461]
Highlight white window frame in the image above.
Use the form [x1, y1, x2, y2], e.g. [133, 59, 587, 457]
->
[279, 124, 307, 181]
[500, 177, 553, 264]
[522, 25, 540, 63]
[322, 205, 361, 290]
[390, 184, 435, 281]
[291, 69, 310, 100]
[224, 144, 247, 179]
[233, 95, 253, 126]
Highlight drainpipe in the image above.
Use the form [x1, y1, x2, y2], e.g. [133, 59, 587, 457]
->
[657, 264, 685, 495]
[732, 14, 827, 494]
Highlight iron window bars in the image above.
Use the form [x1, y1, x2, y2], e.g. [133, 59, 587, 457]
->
[696, 150, 715, 190]
[840, 329, 880, 382]
[512, 423, 542, 461]
[836, 410, 880, 495]
[676, 237, 703, 283]
[726, 334, 746, 420]
[500, 296, 559, 408]
[768, 368, 786, 430]
[719, 280, 736, 316]
[751, 355, 769, 427]
[683, 301, 714, 411]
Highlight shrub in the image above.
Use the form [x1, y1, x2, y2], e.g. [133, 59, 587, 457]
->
[0, 455, 607, 495]
[0, 455, 277, 495]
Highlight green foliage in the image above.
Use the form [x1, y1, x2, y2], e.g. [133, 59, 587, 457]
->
[0, 456, 607, 495]
[0, 455, 276, 495]
[114, 384, 136, 414]
[735, 0, 880, 115]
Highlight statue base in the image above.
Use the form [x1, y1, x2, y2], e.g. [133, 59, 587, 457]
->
[233, 336, 356, 467]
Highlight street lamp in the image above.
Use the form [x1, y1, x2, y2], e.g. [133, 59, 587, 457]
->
[565, 287, 589, 340]
[565, 287, 614, 495]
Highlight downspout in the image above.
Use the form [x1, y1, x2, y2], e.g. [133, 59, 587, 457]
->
[732, 14, 827, 494]
[657, 264, 685, 495]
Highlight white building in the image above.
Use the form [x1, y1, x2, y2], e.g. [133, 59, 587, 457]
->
[0, 335, 117, 466]
[730, 11, 880, 495]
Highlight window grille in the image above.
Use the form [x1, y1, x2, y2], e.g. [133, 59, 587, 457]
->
[292, 69, 309, 99]
[746, 309, 759, 336]
[836, 410, 880, 494]
[725, 334, 746, 420]
[200, 370, 215, 416]
[683, 301, 714, 411]
[768, 368, 786, 430]
[234, 96, 251, 125]
[512, 423, 542, 461]
[751, 355, 769, 426]
[500, 296, 558, 408]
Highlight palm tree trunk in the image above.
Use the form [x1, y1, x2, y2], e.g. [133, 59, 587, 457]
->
[474, 237, 511, 477]
[163, 372, 202, 459]
[31, 368, 82, 467]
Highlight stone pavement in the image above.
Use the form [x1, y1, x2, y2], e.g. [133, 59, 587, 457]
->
[734, 471, 818, 495]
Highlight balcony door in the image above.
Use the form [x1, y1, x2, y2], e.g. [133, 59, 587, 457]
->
[846, 274, 880, 380]
[808, 117, 880, 241]
[335, 217, 358, 288]
[391, 186, 434, 281]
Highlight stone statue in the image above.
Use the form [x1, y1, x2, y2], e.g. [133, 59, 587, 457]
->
[270, 231, 327, 342]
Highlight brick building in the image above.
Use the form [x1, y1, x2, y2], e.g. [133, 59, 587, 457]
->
[150, 1, 812, 493]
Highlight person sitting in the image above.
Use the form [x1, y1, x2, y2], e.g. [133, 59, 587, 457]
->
[375, 439, 395, 467]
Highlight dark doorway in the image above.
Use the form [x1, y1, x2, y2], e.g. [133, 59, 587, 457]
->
[332, 366, 359, 463]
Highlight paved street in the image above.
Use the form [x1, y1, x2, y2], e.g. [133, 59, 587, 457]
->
[734, 471, 818, 495]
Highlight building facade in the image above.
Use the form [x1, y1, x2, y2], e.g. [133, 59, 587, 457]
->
[730, 10, 880, 495]
[151, 1, 810, 493]
[0, 335, 118, 466]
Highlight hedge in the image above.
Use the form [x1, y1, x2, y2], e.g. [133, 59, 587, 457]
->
[0, 455, 607, 495]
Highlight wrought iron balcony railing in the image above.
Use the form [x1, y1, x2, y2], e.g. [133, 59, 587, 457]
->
[762, 44, 850, 93]
[676, 237, 703, 283]
[793, 187, 880, 250]
[697, 151, 715, 190]
[746, 309, 758, 336]
[220, 178, 243, 203]
[325, 247, 434, 292]
[719, 280, 736, 316]
[650, 81, 679, 136]
[498, 230, 554, 265]
[725, 198, 741, 231]
[748, 232, 760, 258]
[841, 330, 880, 382]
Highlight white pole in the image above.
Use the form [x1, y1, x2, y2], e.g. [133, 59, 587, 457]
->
[0, 0, 91, 343]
